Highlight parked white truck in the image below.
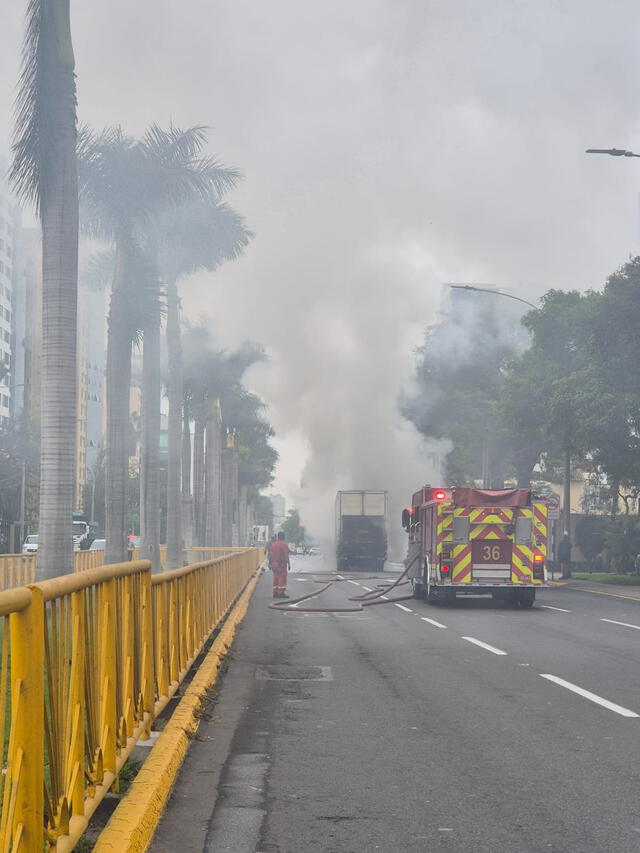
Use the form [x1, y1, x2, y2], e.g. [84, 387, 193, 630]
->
[335, 490, 388, 572]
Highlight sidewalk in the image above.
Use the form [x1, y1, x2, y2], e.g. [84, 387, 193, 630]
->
[551, 577, 640, 601]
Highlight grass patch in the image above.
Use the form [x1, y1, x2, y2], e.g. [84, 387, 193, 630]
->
[118, 757, 141, 794]
[572, 572, 640, 585]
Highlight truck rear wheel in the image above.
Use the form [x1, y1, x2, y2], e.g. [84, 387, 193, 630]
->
[518, 589, 535, 608]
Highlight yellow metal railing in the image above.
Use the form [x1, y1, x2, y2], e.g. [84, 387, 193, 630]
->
[0, 547, 263, 852]
[0, 546, 171, 591]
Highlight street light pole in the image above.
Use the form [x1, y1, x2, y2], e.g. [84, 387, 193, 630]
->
[448, 284, 537, 310]
[448, 284, 538, 491]
[585, 148, 640, 158]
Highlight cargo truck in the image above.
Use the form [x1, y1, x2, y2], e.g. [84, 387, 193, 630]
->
[335, 490, 388, 572]
[402, 485, 549, 606]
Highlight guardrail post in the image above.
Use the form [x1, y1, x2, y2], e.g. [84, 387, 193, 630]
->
[10, 586, 44, 851]
[68, 588, 86, 819]
[140, 567, 154, 735]
[99, 577, 117, 775]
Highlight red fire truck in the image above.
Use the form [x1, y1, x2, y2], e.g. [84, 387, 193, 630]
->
[402, 486, 549, 607]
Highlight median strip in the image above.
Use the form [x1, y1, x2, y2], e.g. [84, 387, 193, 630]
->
[540, 674, 639, 718]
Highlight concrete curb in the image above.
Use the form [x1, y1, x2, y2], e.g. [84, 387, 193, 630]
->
[93, 569, 261, 853]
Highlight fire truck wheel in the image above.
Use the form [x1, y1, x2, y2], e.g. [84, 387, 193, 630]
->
[518, 589, 535, 608]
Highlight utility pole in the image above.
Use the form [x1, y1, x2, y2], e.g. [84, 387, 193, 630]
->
[19, 457, 26, 546]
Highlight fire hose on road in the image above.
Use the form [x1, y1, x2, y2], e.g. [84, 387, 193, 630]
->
[269, 553, 420, 613]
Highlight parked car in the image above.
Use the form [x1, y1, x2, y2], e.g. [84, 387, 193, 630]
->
[22, 534, 38, 554]
[89, 538, 106, 551]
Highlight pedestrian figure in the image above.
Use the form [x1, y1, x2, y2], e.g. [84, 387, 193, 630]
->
[558, 533, 572, 579]
[270, 532, 290, 598]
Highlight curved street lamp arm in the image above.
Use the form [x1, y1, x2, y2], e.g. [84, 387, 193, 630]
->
[448, 284, 537, 310]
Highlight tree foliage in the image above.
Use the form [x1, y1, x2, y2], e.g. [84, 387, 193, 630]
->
[281, 508, 305, 545]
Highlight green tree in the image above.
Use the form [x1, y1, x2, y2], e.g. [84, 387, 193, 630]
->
[11, 0, 78, 579]
[403, 301, 520, 485]
[282, 508, 305, 545]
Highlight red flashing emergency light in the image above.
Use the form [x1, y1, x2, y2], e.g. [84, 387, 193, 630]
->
[441, 564, 451, 573]
[433, 490, 447, 501]
[533, 554, 544, 563]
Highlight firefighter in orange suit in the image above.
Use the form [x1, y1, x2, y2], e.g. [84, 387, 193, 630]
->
[270, 532, 290, 598]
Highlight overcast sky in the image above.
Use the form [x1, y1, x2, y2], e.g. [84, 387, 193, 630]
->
[2, 1, 640, 536]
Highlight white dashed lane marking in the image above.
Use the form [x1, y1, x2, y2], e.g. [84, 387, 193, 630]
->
[394, 603, 413, 613]
[601, 618, 640, 631]
[462, 636, 507, 656]
[541, 605, 572, 613]
[347, 580, 361, 586]
[540, 674, 639, 718]
[421, 617, 447, 629]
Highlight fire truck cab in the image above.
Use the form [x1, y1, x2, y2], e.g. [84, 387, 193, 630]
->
[402, 486, 549, 607]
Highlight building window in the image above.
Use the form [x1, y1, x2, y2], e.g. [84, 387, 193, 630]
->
[2, 395, 8, 408]
[3, 332, 8, 343]
[4, 310, 10, 322]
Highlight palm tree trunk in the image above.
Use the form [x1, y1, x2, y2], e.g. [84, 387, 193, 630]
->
[36, 2, 79, 581]
[166, 277, 183, 568]
[193, 413, 205, 544]
[181, 400, 193, 548]
[105, 245, 132, 565]
[140, 306, 161, 572]
[204, 399, 222, 546]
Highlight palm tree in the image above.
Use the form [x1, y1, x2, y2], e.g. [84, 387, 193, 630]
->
[183, 329, 267, 547]
[11, 0, 78, 580]
[150, 199, 252, 567]
[78, 125, 239, 564]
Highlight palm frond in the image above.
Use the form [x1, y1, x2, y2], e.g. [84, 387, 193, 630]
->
[81, 247, 116, 292]
[10, 0, 76, 215]
[149, 197, 253, 279]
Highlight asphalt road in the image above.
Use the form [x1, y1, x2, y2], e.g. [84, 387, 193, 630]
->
[150, 555, 640, 853]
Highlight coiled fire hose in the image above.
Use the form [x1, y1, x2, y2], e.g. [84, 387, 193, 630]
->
[269, 553, 421, 612]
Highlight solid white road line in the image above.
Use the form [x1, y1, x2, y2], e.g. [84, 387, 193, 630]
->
[462, 636, 508, 656]
[601, 618, 640, 631]
[421, 616, 447, 629]
[347, 580, 361, 586]
[540, 674, 639, 718]
[394, 603, 413, 613]
[362, 586, 373, 591]
[541, 605, 572, 613]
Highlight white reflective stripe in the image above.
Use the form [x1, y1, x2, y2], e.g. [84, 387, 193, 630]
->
[601, 618, 640, 631]
[462, 636, 507, 656]
[540, 674, 639, 718]
[421, 617, 447, 629]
